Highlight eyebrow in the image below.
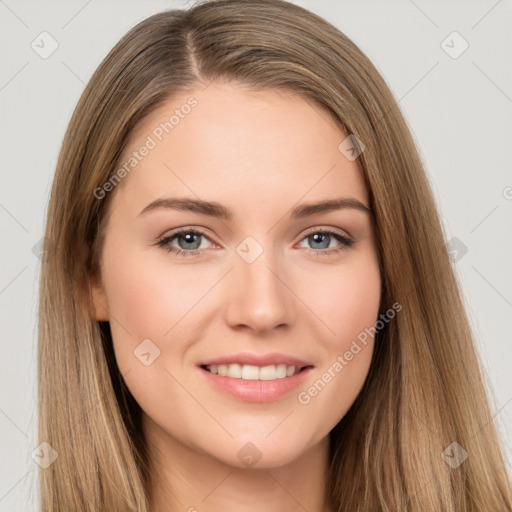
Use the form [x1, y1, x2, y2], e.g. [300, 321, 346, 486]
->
[138, 196, 372, 220]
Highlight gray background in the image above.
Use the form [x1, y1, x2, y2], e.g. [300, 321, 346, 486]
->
[1, 0, 511, 510]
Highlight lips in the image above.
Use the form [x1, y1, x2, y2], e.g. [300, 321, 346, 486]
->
[197, 352, 314, 402]
[198, 352, 312, 368]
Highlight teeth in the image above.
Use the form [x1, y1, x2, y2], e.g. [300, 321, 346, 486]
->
[206, 363, 301, 380]
[276, 364, 287, 378]
[241, 365, 259, 380]
[227, 363, 242, 378]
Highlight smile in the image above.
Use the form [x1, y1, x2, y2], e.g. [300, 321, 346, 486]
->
[198, 364, 313, 402]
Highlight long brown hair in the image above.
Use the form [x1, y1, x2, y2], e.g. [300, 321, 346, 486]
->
[38, 0, 512, 510]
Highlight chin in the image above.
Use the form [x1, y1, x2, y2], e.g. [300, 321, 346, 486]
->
[211, 435, 314, 470]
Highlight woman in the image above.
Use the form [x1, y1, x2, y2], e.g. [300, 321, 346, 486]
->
[38, 0, 512, 510]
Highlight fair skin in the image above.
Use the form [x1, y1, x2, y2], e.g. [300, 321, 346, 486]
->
[92, 82, 381, 512]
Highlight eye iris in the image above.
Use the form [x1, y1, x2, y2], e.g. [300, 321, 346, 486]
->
[178, 233, 201, 250]
[309, 233, 330, 249]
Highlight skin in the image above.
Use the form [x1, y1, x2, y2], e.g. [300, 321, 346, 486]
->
[92, 82, 381, 512]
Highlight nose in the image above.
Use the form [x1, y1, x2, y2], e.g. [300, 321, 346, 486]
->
[223, 251, 295, 334]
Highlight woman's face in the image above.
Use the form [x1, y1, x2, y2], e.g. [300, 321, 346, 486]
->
[92, 82, 381, 468]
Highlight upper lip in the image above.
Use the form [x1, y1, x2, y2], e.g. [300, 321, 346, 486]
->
[199, 352, 313, 368]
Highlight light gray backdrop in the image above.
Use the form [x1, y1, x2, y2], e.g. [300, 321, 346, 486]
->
[1, 1, 511, 510]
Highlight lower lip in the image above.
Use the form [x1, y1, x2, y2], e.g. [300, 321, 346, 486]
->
[198, 366, 313, 402]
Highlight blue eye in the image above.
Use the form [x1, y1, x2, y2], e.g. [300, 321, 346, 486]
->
[298, 230, 354, 255]
[156, 228, 354, 257]
[157, 228, 212, 257]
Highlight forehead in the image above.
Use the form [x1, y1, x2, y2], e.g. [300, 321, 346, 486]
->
[112, 82, 368, 217]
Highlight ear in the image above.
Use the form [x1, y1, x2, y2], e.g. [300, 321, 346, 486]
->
[89, 273, 109, 321]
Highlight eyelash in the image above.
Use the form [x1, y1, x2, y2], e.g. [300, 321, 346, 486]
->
[156, 227, 354, 258]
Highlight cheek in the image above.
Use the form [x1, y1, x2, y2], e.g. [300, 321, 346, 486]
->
[331, 254, 381, 370]
[100, 243, 210, 372]
[100, 248, 214, 418]
[295, 253, 380, 424]
[105, 261, 202, 334]
[334, 273, 381, 341]
[307, 251, 381, 346]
